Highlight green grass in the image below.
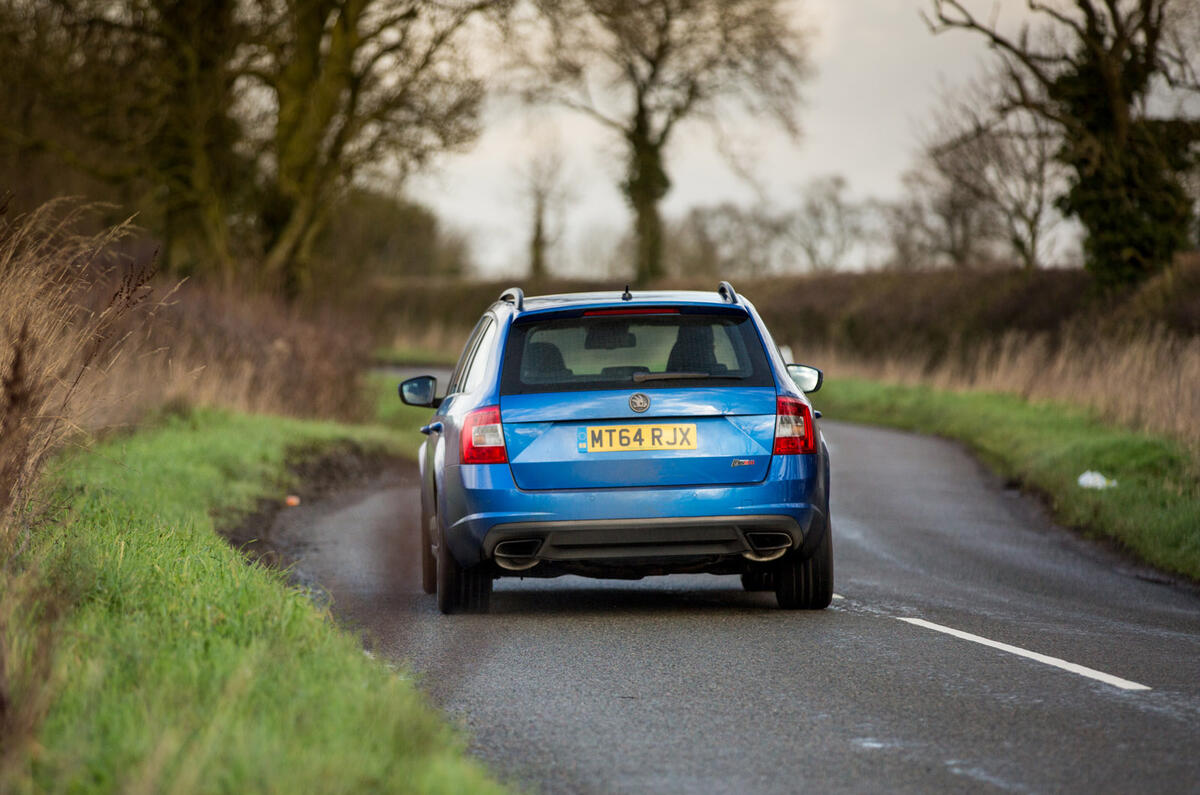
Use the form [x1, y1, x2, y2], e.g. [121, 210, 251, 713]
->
[15, 408, 503, 794]
[813, 379, 1200, 581]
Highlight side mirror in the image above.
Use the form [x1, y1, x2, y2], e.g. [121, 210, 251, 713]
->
[399, 375, 441, 408]
[786, 364, 823, 394]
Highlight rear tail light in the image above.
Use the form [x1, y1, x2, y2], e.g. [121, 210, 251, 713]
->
[461, 406, 508, 464]
[773, 396, 816, 455]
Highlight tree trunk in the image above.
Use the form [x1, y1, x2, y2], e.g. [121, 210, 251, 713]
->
[631, 192, 664, 285]
[260, 0, 365, 301]
[261, 193, 318, 300]
[161, 189, 234, 284]
[1016, 213, 1039, 272]
[623, 128, 669, 285]
[530, 195, 547, 280]
[154, 0, 240, 282]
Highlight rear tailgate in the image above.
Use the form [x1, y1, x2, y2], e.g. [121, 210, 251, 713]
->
[500, 388, 776, 490]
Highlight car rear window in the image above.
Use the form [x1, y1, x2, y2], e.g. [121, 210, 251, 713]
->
[500, 311, 774, 394]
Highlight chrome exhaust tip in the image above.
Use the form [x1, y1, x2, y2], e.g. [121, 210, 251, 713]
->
[493, 538, 542, 571]
[741, 531, 792, 563]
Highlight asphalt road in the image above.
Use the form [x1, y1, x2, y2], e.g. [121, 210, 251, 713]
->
[271, 420, 1200, 794]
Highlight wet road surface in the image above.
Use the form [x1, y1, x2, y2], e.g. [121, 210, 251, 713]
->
[270, 420, 1200, 793]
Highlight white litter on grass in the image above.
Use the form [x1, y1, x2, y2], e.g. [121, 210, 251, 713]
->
[1077, 470, 1118, 489]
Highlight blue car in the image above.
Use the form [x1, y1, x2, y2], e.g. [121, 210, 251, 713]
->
[399, 282, 832, 613]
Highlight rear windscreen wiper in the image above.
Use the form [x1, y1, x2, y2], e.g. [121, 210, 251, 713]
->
[632, 371, 744, 383]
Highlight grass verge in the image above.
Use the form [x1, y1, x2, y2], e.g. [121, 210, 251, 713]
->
[9, 408, 501, 793]
[813, 378, 1200, 582]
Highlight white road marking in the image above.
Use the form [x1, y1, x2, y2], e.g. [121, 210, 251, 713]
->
[897, 617, 1151, 692]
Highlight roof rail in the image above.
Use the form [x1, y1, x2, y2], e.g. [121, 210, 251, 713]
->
[717, 281, 738, 304]
[499, 286, 525, 311]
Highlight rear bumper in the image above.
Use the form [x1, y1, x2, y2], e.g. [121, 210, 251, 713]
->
[485, 513, 804, 565]
[441, 453, 823, 568]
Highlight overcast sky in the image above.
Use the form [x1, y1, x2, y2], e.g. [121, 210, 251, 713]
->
[406, 1, 1021, 277]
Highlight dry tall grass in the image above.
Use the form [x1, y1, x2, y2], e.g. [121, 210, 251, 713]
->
[0, 198, 154, 528]
[802, 328, 1200, 454]
[88, 283, 370, 430]
[0, 194, 374, 516]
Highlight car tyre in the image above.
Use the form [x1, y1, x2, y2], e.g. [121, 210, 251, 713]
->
[774, 520, 833, 610]
[436, 523, 492, 614]
[740, 569, 774, 591]
[419, 513, 437, 595]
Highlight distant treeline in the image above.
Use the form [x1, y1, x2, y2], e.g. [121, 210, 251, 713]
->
[741, 262, 1200, 364]
[376, 259, 1200, 359]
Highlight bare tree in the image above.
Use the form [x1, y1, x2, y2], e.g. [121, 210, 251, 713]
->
[513, 0, 811, 284]
[873, 159, 1003, 272]
[923, 74, 1068, 271]
[926, 0, 1200, 286]
[666, 207, 722, 276]
[869, 198, 936, 271]
[908, 156, 1005, 269]
[667, 202, 791, 277]
[516, 135, 573, 280]
[789, 174, 862, 272]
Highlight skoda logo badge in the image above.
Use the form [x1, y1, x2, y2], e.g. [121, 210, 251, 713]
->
[629, 393, 650, 413]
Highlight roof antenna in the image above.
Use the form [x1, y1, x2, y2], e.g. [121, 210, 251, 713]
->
[621, 284, 633, 301]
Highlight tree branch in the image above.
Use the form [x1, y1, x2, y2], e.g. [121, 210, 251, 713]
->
[926, 0, 1062, 89]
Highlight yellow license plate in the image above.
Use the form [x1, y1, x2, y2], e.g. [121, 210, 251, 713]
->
[583, 424, 697, 452]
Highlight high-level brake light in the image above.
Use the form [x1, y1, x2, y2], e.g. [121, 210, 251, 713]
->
[582, 307, 680, 316]
[461, 406, 507, 464]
